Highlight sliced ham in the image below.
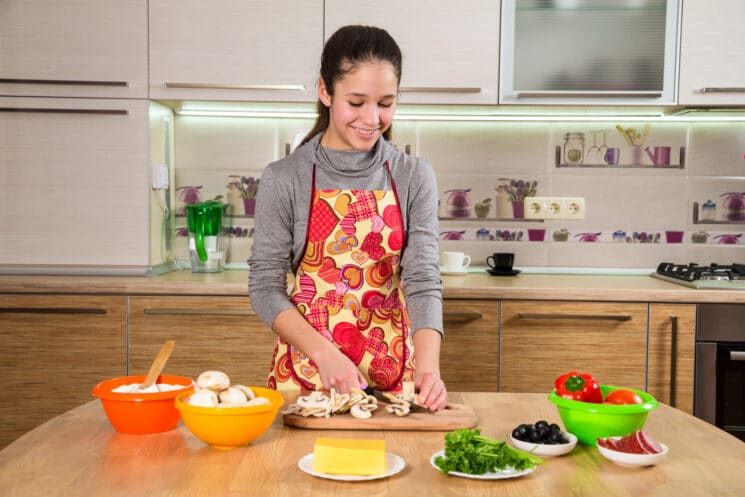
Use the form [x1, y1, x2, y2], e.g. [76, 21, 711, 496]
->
[598, 430, 662, 454]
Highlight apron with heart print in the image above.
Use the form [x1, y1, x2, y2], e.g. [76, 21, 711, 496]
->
[268, 162, 414, 392]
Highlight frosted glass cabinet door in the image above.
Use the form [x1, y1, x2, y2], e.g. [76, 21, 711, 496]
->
[325, 0, 500, 105]
[0, 0, 148, 98]
[0, 98, 150, 268]
[149, 0, 322, 102]
[500, 0, 679, 105]
[678, 1, 745, 105]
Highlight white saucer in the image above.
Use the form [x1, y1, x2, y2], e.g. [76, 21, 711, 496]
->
[298, 452, 405, 481]
[430, 450, 536, 479]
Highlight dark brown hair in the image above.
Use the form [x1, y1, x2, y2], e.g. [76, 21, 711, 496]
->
[301, 25, 402, 146]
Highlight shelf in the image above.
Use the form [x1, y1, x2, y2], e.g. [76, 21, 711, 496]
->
[692, 202, 745, 225]
[439, 217, 544, 223]
[555, 146, 685, 169]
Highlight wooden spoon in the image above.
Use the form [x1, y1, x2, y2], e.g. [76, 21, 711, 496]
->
[139, 340, 175, 390]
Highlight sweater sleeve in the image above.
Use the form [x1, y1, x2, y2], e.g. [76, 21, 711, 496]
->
[247, 163, 297, 327]
[398, 158, 444, 335]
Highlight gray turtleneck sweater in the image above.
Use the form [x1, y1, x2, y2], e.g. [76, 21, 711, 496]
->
[248, 133, 443, 335]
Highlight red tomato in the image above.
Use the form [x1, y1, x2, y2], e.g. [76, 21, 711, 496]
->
[604, 389, 644, 405]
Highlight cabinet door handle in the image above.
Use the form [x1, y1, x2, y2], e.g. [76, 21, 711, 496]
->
[443, 311, 483, 320]
[0, 307, 107, 315]
[516, 91, 662, 98]
[698, 87, 745, 93]
[669, 315, 678, 407]
[0, 107, 128, 115]
[163, 82, 306, 91]
[731, 351, 745, 361]
[399, 87, 481, 94]
[143, 308, 255, 316]
[517, 313, 631, 321]
[0, 78, 128, 87]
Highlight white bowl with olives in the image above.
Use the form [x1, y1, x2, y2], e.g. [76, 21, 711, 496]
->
[509, 420, 577, 457]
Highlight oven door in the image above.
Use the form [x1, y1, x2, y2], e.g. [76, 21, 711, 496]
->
[716, 344, 745, 441]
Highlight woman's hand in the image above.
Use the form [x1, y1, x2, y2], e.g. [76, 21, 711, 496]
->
[412, 328, 448, 411]
[415, 371, 448, 411]
[315, 347, 368, 394]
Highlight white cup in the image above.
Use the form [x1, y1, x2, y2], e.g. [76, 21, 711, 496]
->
[441, 251, 471, 272]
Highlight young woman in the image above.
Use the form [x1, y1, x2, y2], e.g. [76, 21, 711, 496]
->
[248, 25, 447, 411]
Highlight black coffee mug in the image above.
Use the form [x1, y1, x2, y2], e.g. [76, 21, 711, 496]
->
[487, 252, 514, 271]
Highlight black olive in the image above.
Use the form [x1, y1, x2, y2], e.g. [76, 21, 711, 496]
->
[549, 423, 561, 434]
[536, 425, 550, 441]
[535, 420, 549, 430]
[550, 431, 567, 443]
[528, 426, 541, 442]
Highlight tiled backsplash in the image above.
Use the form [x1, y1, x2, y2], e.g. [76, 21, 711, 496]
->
[169, 113, 745, 270]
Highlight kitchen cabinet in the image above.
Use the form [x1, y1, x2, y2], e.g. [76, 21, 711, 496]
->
[128, 296, 276, 386]
[500, 0, 679, 105]
[647, 304, 695, 414]
[440, 300, 499, 391]
[499, 301, 648, 392]
[0, 295, 126, 449]
[0, 97, 151, 270]
[0, 0, 147, 99]
[148, 0, 323, 102]
[325, 0, 500, 105]
[678, 1, 745, 105]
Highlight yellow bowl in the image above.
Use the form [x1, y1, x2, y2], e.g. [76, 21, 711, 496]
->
[174, 387, 284, 449]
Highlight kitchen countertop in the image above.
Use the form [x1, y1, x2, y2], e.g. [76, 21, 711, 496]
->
[1, 392, 743, 497]
[1, 270, 745, 303]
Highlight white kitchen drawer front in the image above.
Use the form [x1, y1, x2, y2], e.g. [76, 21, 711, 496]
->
[678, 1, 745, 105]
[149, 0, 323, 102]
[325, 0, 500, 105]
[0, 0, 148, 99]
[0, 97, 150, 267]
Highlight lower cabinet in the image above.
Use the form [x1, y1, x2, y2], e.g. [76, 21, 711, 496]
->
[647, 304, 696, 414]
[441, 300, 499, 392]
[128, 296, 277, 386]
[0, 295, 126, 449]
[499, 301, 648, 393]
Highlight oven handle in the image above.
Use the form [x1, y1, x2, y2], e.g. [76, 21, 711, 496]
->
[731, 351, 745, 361]
[669, 316, 678, 407]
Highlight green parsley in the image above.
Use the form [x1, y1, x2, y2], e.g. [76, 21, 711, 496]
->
[434, 428, 544, 475]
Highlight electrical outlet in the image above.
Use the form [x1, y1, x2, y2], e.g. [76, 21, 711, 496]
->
[565, 197, 586, 219]
[524, 197, 547, 219]
[545, 198, 565, 219]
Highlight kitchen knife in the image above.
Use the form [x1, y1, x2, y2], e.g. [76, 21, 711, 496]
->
[363, 386, 434, 413]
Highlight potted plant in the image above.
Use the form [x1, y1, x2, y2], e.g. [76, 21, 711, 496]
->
[229, 176, 260, 216]
[498, 179, 537, 219]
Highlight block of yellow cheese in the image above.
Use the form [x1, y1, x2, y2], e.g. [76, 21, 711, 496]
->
[312, 437, 386, 475]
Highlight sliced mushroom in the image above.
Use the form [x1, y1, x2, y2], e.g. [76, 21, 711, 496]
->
[196, 370, 231, 391]
[386, 403, 410, 416]
[350, 404, 373, 419]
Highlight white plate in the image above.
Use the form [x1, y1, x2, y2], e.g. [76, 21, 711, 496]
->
[509, 432, 577, 457]
[440, 270, 469, 276]
[298, 452, 405, 481]
[429, 450, 536, 479]
[597, 442, 669, 467]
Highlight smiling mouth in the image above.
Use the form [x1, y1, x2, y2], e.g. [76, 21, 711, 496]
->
[352, 126, 379, 137]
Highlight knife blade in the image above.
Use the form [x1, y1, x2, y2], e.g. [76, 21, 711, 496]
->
[363, 386, 434, 413]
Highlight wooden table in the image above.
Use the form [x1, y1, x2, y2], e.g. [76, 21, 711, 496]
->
[1, 393, 743, 497]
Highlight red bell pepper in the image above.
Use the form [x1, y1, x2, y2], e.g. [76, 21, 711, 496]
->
[554, 371, 602, 403]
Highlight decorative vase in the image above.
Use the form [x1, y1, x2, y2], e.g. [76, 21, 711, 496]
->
[243, 198, 256, 217]
[511, 201, 525, 219]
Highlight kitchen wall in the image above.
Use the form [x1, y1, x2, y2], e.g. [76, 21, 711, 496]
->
[167, 109, 745, 271]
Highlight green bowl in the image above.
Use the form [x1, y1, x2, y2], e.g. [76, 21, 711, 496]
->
[548, 385, 658, 446]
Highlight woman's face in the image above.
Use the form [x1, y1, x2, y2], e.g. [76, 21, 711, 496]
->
[318, 60, 398, 151]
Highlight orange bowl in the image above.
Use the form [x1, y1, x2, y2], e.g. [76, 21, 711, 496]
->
[175, 387, 284, 449]
[92, 374, 194, 434]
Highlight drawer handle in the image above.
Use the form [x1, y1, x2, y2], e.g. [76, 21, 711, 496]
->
[516, 91, 662, 98]
[399, 86, 481, 94]
[731, 351, 745, 361]
[0, 307, 107, 315]
[698, 87, 745, 93]
[164, 82, 306, 91]
[143, 308, 255, 316]
[517, 313, 631, 321]
[0, 107, 128, 115]
[0, 78, 128, 87]
[669, 316, 678, 407]
[443, 311, 483, 320]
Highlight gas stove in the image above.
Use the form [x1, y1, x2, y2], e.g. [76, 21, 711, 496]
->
[652, 262, 745, 289]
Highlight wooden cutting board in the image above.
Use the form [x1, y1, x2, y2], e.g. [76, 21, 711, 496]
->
[283, 401, 478, 431]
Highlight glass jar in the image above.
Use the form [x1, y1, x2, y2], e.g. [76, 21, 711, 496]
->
[701, 199, 716, 222]
[563, 132, 585, 165]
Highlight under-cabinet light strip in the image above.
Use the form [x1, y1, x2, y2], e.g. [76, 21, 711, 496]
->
[175, 109, 745, 122]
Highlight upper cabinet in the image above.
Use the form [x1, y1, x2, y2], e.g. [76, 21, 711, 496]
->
[149, 0, 323, 102]
[500, 0, 679, 105]
[678, 1, 745, 105]
[0, 0, 148, 99]
[325, 1, 500, 105]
